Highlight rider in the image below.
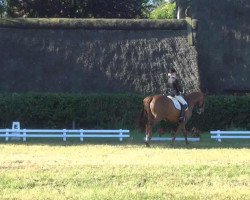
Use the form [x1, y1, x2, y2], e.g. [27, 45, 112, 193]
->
[167, 68, 188, 122]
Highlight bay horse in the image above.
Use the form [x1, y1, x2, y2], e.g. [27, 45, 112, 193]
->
[139, 91, 206, 147]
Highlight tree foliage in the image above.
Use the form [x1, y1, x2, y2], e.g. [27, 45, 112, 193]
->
[149, 2, 176, 19]
[6, 0, 149, 18]
[150, 0, 166, 8]
[0, 0, 6, 17]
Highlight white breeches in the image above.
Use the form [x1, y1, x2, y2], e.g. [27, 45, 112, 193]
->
[175, 95, 188, 105]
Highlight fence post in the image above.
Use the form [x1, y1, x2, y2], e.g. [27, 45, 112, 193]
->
[5, 129, 9, 142]
[119, 129, 123, 142]
[63, 129, 67, 142]
[11, 121, 21, 141]
[217, 130, 221, 142]
[80, 129, 84, 142]
[23, 129, 26, 142]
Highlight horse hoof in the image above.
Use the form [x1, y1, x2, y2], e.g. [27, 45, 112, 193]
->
[145, 142, 151, 148]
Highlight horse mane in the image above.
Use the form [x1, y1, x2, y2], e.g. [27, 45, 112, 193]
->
[185, 91, 203, 104]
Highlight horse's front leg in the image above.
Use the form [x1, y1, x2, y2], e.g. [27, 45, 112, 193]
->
[171, 128, 178, 146]
[145, 123, 153, 147]
[184, 131, 189, 145]
[171, 123, 188, 145]
[183, 128, 189, 145]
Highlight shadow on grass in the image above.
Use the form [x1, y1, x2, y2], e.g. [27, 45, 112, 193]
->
[0, 132, 249, 149]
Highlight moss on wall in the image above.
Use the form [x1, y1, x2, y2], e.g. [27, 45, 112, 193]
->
[0, 18, 187, 30]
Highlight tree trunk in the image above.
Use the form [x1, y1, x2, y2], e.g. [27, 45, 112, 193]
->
[176, 0, 188, 19]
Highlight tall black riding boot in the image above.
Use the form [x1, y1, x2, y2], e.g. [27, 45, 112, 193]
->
[179, 104, 188, 122]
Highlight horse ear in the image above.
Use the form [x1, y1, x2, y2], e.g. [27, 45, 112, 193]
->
[204, 89, 209, 96]
[201, 89, 208, 97]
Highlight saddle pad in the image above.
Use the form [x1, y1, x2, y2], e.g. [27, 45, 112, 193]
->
[167, 96, 181, 110]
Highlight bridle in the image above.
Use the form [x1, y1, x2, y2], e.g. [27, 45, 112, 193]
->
[196, 99, 205, 115]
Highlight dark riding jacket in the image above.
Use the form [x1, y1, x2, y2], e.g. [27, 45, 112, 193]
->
[167, 76, 183, 96]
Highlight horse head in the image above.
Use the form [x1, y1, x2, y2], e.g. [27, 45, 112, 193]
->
[186, 91, 206, 115]
[195, 92, 206, 114]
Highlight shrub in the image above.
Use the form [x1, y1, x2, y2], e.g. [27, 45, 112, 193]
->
[0, 93, 249, 131]
[188, 95, 250, 131]
[0, 93, 142, 129]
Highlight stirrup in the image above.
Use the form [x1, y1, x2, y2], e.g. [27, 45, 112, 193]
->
[179, 116, 185, 122]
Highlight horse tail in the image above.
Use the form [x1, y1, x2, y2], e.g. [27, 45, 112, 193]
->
[138, 106, 147, 132]
[138, 96, 153, 132]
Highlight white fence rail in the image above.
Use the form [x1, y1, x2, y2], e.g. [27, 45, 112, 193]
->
[0, 129, 130, 142]
[147, 137, 200, 142]
[210, 130, 250, 142]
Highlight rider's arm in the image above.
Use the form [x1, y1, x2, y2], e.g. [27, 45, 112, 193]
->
[174, 80, 183, 95]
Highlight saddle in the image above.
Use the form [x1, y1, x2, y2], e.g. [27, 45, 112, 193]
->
[167, 95, 188, 111]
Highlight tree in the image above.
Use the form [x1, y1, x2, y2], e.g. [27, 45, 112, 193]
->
[6, 0, 89, 18]
[175, 0, 191, 19]
[150, 0, 166, 7]
[0, 0, 6, 17]
[149, 2, 176, 19]
[6, 0, 149, 18]
[148, 0, 191, 19]
[87, 0, 149, 18]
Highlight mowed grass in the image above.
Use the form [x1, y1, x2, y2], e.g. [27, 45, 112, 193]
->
[0, 135, 249, 200]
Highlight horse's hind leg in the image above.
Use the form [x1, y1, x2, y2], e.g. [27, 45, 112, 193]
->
[171, 125, 180, 145]
[183, 128, 189, 145]
[171, 131, 177, 146]
[177, 122, 189, 145]
[145, 117, 162, 147]
[145, 123, 153, 147]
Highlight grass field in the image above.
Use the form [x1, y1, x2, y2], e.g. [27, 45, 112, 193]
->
[0, 133, 249, 200]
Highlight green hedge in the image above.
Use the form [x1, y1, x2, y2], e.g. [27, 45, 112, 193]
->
[0, 93, 142, 129]
[0, 93, 249, 131]
[189, 95, 250, 131]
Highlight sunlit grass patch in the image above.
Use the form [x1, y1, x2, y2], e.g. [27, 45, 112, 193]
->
[0, 142, 249, 199]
